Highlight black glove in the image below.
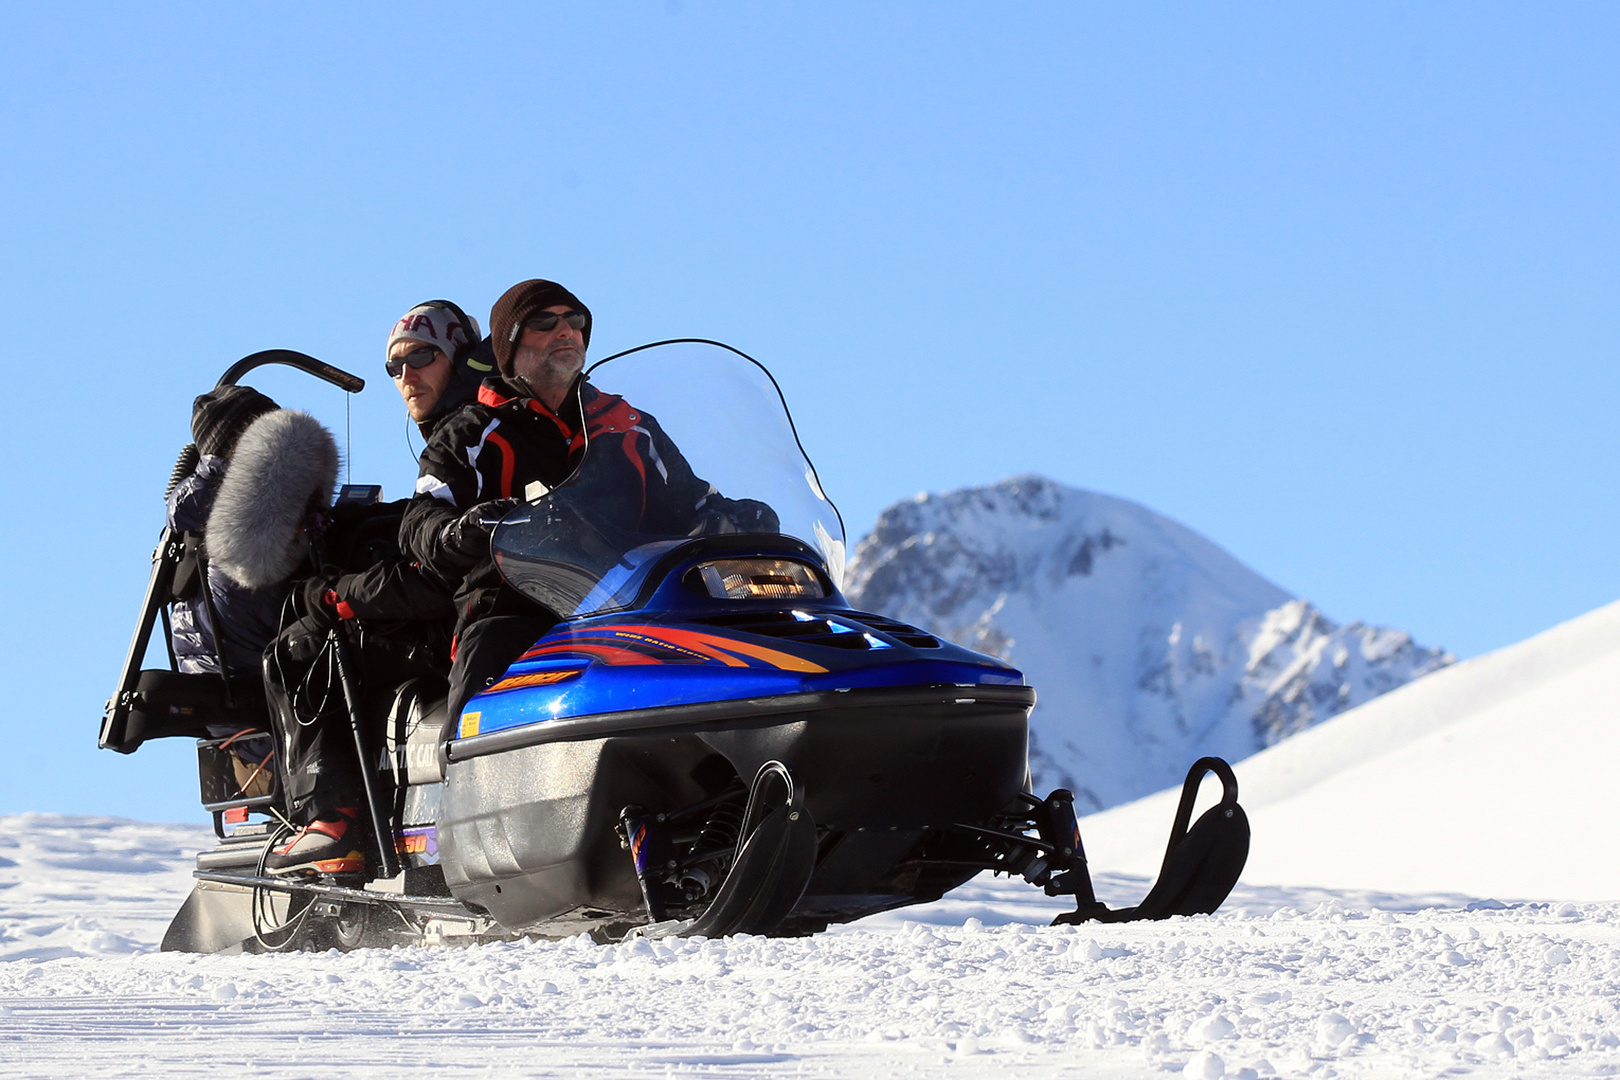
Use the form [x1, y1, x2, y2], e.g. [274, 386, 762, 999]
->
[300, 574, 343, 631]
[443, 498, 520, 558]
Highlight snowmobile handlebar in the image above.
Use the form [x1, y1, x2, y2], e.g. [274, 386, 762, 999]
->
[217, 350, 365, 394]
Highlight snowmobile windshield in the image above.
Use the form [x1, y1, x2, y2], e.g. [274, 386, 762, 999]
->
[491, 340, 846, 618]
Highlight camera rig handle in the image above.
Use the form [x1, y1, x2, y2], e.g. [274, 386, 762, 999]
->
[217, 350, 365, 394]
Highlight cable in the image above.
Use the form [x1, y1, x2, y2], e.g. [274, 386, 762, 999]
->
[251, 820, 313, 952]
[404, 413, 421, 464]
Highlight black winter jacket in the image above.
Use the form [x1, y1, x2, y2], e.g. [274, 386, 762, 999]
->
[316, 348, 490, 627]
[400, 375, 718, 633]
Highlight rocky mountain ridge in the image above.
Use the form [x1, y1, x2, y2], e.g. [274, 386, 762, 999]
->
[844, 475, 1454, 811]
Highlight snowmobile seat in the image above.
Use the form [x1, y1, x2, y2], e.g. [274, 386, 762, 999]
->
[379, 675, 451, 786]
[117, 668, 268, 751]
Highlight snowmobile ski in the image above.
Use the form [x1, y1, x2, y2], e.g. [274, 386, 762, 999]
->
[1052, 756, 1250, 925]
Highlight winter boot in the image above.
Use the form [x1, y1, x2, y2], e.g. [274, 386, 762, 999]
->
[265, 808, 365, 877]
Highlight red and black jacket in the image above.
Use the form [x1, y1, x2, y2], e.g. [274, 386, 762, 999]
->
[400, 375, 714, 633]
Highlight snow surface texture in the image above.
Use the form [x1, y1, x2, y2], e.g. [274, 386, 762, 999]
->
[1086, 598, 1620, 903]
[5, 815, 1619, 1079]
[8, 607, 1620, 1076]
[844, 475, 1454, 811]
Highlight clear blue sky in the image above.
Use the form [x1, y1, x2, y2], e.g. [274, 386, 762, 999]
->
[3, 3, 1615, 819]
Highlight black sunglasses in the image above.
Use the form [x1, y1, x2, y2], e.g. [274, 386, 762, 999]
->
[520, 310, 589, 335]
[385, 345, 443, 379]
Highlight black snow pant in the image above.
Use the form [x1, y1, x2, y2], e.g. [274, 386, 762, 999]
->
[264, 615, 448, 825]
[446, 614, 559, 728]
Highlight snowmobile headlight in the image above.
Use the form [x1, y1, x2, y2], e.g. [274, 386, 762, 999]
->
[696, 558, 826, 600]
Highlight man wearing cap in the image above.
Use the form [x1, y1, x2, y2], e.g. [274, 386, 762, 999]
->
[401, 279, 752, 725]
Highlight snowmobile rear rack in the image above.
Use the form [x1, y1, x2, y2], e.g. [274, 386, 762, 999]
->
[99, 350, 364, 754]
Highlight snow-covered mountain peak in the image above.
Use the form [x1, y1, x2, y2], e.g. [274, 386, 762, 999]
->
[851, 475, 1291, 628]
[846, 475, 1453, 811]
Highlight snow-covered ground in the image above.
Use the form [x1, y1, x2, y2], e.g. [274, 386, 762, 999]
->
[4, 813, 1618, 1078]
[7, 601, 1620, 1077]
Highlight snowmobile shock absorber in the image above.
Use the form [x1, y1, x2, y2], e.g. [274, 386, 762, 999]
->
[619, 806, 670, 922]
[1033, 790, 1105, 914]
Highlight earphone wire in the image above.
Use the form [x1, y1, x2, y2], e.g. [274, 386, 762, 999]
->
[405, 413, 422, 463]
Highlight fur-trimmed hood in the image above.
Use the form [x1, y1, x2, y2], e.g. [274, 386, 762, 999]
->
[206, 410, 339, 589]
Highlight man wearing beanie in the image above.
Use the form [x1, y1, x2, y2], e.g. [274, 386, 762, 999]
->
[289, 298, 486, 651]
[401, 278, 755, 725]
[260, 300, 490, 876]
[385, 299, 494, 433]
[275, 298, 489, 648]
[400, 280, 600, 723]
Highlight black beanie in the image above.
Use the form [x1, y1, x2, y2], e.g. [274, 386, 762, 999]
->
[192, 385, 279, 459]
[489, 279, 592, 375]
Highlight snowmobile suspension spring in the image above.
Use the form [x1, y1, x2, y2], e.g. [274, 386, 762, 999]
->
[690, 796, 745, 860]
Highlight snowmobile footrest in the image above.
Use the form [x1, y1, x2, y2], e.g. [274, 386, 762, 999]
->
[193, 870, 471, 913]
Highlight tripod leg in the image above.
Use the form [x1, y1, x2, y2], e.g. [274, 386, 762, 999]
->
[327, 628, 400, 880]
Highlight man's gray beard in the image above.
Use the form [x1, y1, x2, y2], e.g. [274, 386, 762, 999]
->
[512, 346, 585, 402]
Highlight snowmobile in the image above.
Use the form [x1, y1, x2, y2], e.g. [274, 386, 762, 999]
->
[101, 339, 1251, 953]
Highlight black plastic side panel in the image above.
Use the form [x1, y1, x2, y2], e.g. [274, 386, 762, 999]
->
[438, 739, 714, 927]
